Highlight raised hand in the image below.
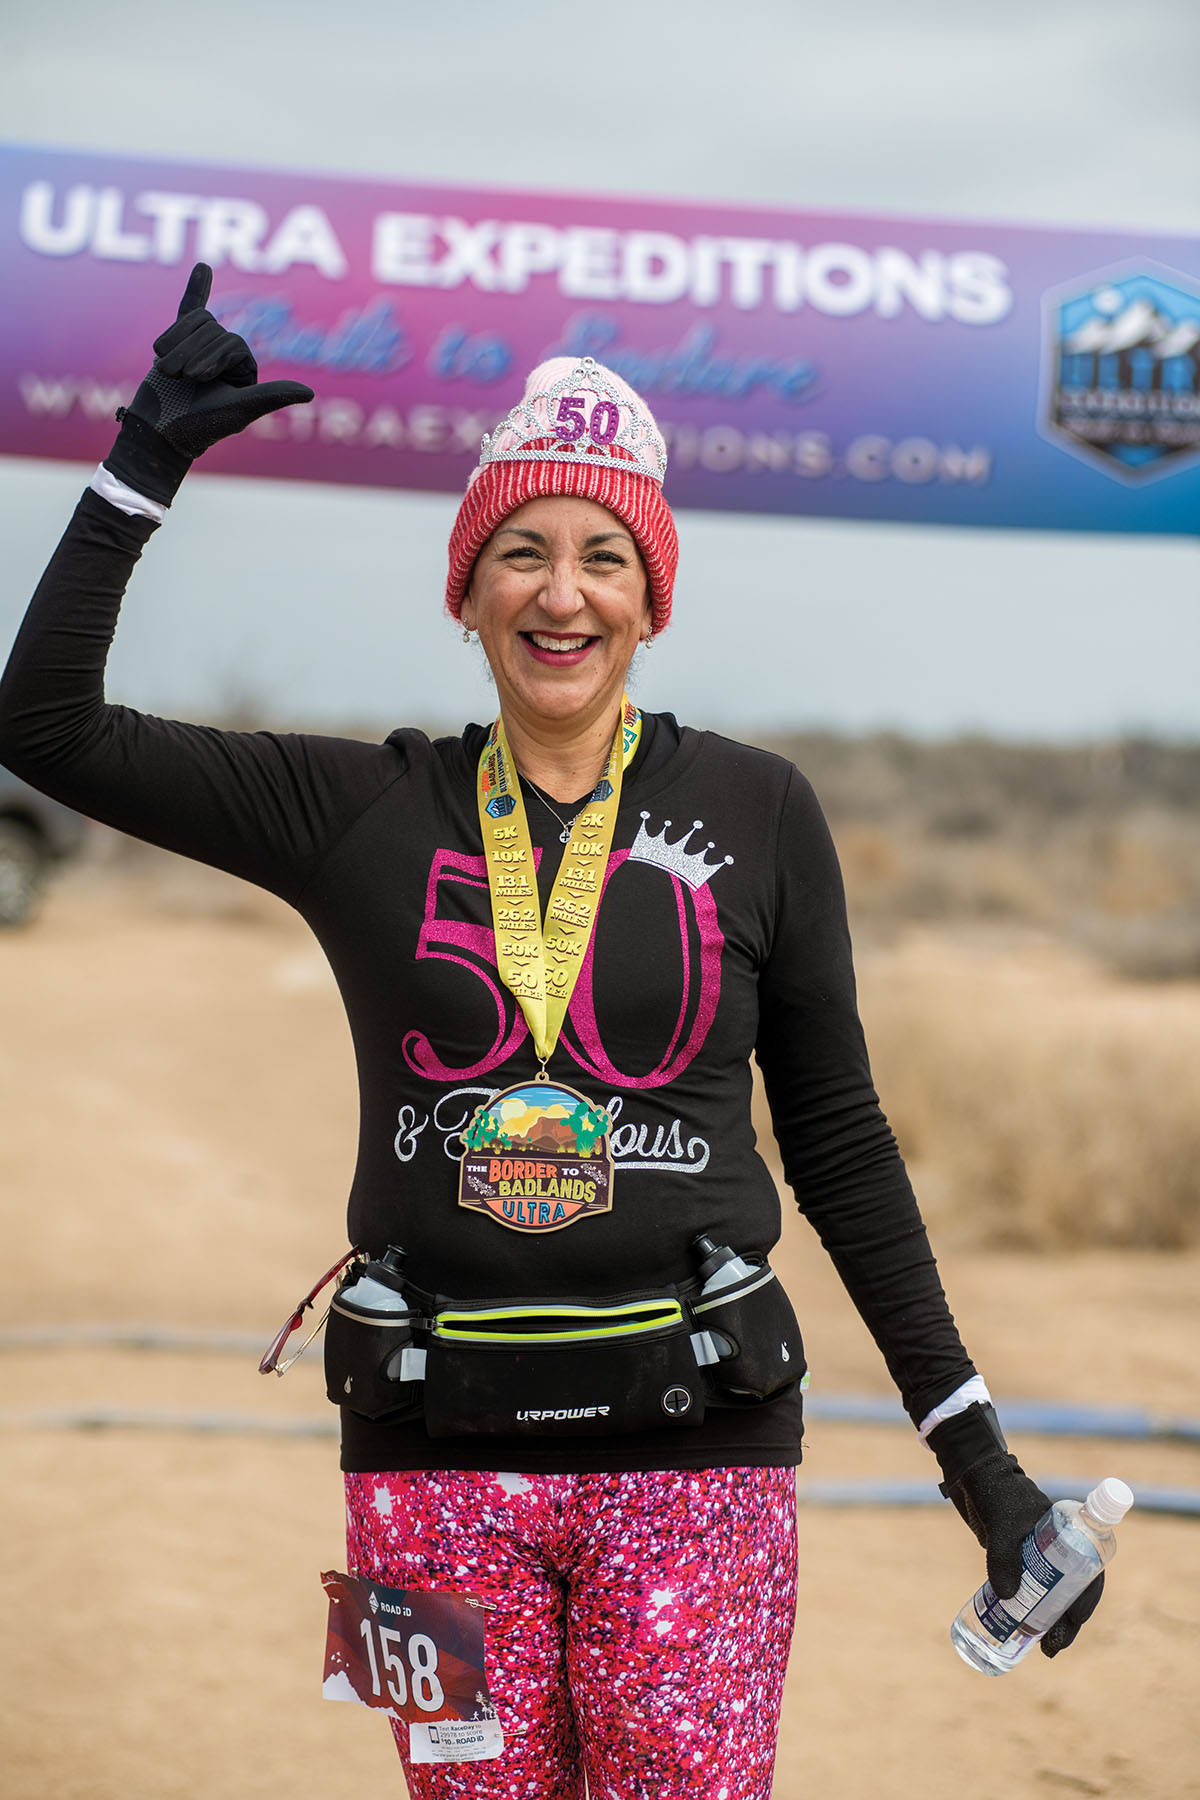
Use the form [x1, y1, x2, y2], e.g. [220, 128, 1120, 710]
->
[104, 263, 315, 504]
[151, 262, 258, 387]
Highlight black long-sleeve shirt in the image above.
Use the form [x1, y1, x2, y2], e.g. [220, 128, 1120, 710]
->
[0, 490, 977, 1472]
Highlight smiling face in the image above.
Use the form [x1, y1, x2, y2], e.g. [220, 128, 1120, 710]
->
[460, 495, 652, 737]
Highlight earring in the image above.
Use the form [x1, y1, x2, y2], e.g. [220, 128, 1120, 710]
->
[462, 627, 473, 644]
[642, 632, 654, 648]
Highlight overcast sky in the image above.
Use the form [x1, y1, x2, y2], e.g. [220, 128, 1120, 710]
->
[2, 0, 1198, 739]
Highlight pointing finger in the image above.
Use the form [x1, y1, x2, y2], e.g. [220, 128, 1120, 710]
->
[177, 262, 213, 319]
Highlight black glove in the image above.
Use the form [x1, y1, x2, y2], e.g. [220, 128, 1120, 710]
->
[104, 263, 315, 505]
[929, 1401, 1104, 1658]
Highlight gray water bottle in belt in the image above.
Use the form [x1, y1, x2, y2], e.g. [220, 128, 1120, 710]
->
[693, 1234, 757, 1294]
[689, 1233, 806, 1399]
[691, 1235, 756, 1360]
[338, 1244, 410, 1316]
[324, 1244, 425, 1419]
[690, 1238, 755, 1296]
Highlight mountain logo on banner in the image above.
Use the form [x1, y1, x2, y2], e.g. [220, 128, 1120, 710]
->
[1040, 262, 1200, 482]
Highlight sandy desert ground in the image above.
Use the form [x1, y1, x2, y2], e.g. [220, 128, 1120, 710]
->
[2, 852, 1198, 1799]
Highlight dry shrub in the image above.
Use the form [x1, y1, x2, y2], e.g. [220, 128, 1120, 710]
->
[837, 826, 1059, 931]
[854, 939, 1200, 1251]
[754, 732, 1200, 981]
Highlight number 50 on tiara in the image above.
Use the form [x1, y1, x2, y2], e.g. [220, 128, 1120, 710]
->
[554, 396, 620, 445]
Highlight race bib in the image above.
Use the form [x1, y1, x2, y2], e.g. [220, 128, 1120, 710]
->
[320, 1571, 503, 1765]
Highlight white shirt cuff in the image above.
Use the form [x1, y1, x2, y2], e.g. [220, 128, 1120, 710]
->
[90, 464, 167, 524]
[918, 1375, 993, 1443]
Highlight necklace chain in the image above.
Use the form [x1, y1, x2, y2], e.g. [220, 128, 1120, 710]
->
[521, 777, 590, 845]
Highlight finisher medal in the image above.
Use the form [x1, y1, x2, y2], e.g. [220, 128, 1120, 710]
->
[460, 698, 640, 1234]
[458, 1080, 615, 1232]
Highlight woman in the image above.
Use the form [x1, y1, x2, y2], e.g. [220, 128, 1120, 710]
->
[0, 266, 1101, 1799]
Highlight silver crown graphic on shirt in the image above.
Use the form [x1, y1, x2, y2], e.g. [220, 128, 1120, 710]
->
[627, 813, 734, 891]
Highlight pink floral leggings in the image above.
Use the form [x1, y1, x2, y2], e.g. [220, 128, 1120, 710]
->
[345, 1465, 798, 1799]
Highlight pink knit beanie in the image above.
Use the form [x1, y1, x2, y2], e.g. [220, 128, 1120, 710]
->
[445, 357, 677, 635]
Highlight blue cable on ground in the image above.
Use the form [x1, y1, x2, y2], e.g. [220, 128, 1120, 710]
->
[0, 1324, 266, 1354]
[795, 1476, 1200, 1518]
[1, 1329, 1198, 1447]
[805, 1393, 1200, 1445]
[1, 1405, 1197, 1516]
[0, 1405, 339, 1439]
[2, 1327, 1198, 1517]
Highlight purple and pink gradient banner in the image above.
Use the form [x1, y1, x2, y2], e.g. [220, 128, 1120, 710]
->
[2, 143, 1198, 533]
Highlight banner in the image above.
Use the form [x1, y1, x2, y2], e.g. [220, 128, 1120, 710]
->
[2, 143, 1198, 533]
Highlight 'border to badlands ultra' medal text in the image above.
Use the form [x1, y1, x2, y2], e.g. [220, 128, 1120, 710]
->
[458, 1080, 614, 1233]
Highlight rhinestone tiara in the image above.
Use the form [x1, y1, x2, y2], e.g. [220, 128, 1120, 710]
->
[477, 357, 668, 485]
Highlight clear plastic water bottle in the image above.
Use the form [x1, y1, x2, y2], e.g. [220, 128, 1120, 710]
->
[951, 1477, 1133, 1675]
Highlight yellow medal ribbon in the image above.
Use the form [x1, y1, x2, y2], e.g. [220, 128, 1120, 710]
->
[477, 695, 642, 1070]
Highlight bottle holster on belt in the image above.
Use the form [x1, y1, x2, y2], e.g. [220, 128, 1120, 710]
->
[324, 1248, 806, 1438]
[323, 1279, 427, 1422]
